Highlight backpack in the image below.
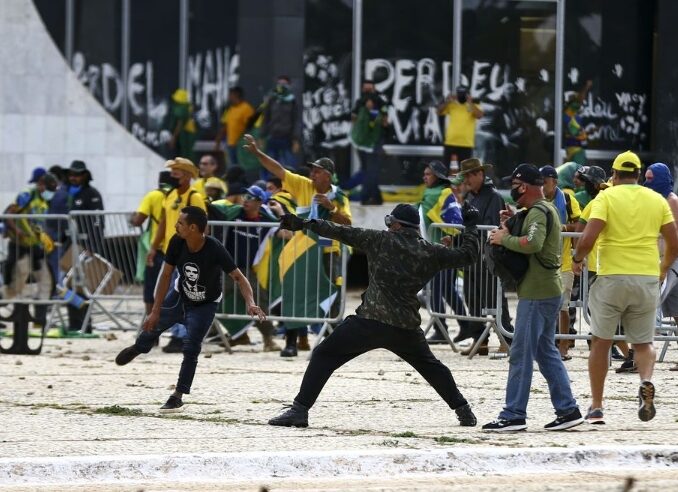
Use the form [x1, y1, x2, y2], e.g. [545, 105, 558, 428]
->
[485, 202, 560, 292]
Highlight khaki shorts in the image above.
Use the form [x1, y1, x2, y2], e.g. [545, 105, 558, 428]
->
[560, 270, 575, 312]
[589, 275, 659, 344]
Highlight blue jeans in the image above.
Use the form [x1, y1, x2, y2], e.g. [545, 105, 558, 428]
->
[226, 145, 238, 166]
[266, 137, 296, 170]
[135, 288, 217, 394]
[499, 296, 578, 420]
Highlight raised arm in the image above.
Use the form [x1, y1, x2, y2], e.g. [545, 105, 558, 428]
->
[242, 134, 286, 181]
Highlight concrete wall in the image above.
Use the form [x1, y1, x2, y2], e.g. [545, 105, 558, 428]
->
[0, 0, 163, 211]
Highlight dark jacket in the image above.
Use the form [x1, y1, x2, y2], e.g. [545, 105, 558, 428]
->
[306, 220, 479, 330]
[261, 96, 297, 140]
[465, 180, 504, 227]
[70, 184, 105, 254]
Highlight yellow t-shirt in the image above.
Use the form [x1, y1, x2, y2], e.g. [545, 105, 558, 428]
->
[442, 101, 482, 147]
[136, 189, 166, 251]
[559, 191, 581, 272]
[160, 187, 207, 253]
[589, 185, 673, 276]
[220, 101, 255, 146]
[282, 171, 352, 253]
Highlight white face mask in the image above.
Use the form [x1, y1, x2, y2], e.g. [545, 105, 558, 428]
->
[41, 190, 55, 201]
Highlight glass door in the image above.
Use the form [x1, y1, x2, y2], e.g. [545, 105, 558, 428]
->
[460, 0, 559, 178]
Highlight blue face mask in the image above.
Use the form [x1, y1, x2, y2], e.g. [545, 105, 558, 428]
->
[41, 190, 55, 201]
[68, 185, 82, 196]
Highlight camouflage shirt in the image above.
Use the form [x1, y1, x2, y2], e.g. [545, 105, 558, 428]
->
[307, 220, 479, 330]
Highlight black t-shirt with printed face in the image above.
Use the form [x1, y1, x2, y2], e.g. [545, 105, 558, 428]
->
[164, 235, 237, 305]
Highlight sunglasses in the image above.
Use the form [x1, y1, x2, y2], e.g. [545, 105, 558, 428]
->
[243, 194, 261, 202]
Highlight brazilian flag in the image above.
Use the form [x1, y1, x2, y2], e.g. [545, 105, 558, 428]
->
[277, 229, 338, 329]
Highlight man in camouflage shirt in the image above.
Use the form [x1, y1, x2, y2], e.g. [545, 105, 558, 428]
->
[268, 202, 481, 428]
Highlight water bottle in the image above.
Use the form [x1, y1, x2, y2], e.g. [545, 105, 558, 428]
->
[55, 286, 86, 309]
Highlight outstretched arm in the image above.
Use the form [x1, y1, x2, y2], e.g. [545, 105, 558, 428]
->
[435, 229, 479, 270]
[242, 134, 286, 181]
[280, 214, 378, 251]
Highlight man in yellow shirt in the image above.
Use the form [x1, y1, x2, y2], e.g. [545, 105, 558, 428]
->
[215, 87, 255, 166]
[573, 151, 678, 425]
[437, 86, 483, 168]
[132, 171, 173, 315]
[148, 157, 207, 352]
[243, 133, 351, 356]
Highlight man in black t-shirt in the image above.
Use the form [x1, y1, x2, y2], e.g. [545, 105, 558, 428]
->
[115, 206, 265, 412]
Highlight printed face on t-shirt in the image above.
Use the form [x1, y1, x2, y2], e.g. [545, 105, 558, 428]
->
[182, 262, 206, 301]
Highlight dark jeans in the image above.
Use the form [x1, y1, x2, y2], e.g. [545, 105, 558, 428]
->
[134, 288, 217, 394]
[294, 315, 468, 410]
[443, 145, 473, 167]
[226, 145, 239, 166]
[431, 268, 471, 334]
[358, 150, 382, 204]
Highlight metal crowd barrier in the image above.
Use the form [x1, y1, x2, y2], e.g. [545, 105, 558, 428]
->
[209, 220, 348, 350]
[0, 213, 81, 354]
[424, 223, 678, 361]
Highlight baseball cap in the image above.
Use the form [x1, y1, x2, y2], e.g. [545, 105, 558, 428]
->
[29, 167, 47, 183]
[244, 185, 269, 202]
[539, 165, 558, 180]
[204, 177, 227, 192]
[308, 157, 335, 175]
[612, 150, 642, 172]
[510, 164, 544, 185]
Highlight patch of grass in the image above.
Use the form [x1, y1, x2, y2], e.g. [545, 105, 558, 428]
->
[93, 405, 143, 417]
[434, 436, 476, 445]
[391, 431, 418, 438]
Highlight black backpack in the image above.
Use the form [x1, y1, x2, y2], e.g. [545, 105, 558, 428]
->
[485, 202, 560, 292]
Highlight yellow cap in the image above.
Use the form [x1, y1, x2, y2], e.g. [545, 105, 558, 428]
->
[172, 89, 190, 104]
[612, 150, 641, 171]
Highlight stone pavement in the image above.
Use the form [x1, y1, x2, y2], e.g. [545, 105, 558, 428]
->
[1, 291, 678, 490]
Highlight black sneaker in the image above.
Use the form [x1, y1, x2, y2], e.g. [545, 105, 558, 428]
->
[544, 408, 584, 431]
[280, 346, 298, 357]
[268, 402, 309, 427]
[585, 406, 605, 425]
[638, 381, 656, 422]
[159, 395, 184, 413]
[481, 418, 527, 432]
[454, 404, 477, 427]
[115, 345, 140, 366]
[615, 359, 638, 374]
[162, 337, 183, 353]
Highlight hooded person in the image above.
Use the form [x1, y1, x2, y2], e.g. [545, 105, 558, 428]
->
[644, 163, 674, 198]
[576, 165, 607, 208]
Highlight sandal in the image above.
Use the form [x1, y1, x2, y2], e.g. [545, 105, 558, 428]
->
[561, 354, 572, 361]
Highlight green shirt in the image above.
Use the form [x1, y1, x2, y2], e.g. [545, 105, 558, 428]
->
[501, 199, 562, 299]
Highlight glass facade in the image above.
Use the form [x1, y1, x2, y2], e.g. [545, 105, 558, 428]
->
[33, 0, 659, 186]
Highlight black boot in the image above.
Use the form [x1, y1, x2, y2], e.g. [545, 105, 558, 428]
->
[280, 329, 298, 357]
[426, 326, 448, 345]
[454, 403, 477, 427]
[115, 345, 140, 366]
[268, 401, 309, 427]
